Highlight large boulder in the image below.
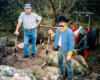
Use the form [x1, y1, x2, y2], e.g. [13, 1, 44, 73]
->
[35, 66, 63, 80]
[0, 65, 36, 80]
[47, 50, 90, 76]
[72, 55, 90, 76]
[0, 37, 15, 47]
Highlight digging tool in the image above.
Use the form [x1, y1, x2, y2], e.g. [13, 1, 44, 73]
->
[11, 36, 18, 59]
[41, 61, 46, 68]
[46, 34, 50, 55]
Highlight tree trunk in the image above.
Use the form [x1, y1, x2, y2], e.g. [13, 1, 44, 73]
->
[49, 0, 58, 22]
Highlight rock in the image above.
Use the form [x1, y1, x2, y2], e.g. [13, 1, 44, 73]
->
[0, 42, 7, 58]
[17, 42, 24, 49]
[90, 73, 100, 80]
[47, 51, 59, 67]
[35, 66, 61, 80]
[0, 41, 20, 58]
[6, 49, 14, 55]
[0, 37, 8, 44]
[72, 55, 90, 76]
[0, 65, 36, 80]
[73, 49, 79, 56]
[5, 46, 20, 55]
[0, 37, 15, 47]
[47, 51, 90, 76]
[1, 76, 31, 80]
[17, 42, 31, 50]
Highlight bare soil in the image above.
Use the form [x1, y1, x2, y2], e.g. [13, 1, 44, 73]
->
[0, 44, 49, 73]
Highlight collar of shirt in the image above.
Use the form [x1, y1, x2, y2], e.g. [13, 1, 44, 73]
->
[60, 25, 67, 32]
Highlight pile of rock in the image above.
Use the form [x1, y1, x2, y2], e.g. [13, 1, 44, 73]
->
[34, 49, 90, 80]
[0, 37, 16, 58]
[47, 50, 90, 76]
[0, 65, 36, 80]
[35, 67, 62, 80]
[0, 37, 15, 47]
[0, 42, 7, 58]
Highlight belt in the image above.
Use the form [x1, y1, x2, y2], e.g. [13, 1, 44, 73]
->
[25, 27, 37, 31]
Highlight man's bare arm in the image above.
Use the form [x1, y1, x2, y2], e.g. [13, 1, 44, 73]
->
[15, 22, 21, 31]
[37, 18, 42, 28]
[14, 22, 21, 35]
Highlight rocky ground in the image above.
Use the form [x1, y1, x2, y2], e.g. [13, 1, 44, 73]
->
[0, 28, 100, 80]
[0, 40, 100, 80]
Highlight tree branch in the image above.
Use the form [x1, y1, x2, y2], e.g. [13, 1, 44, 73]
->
[49, 0, 58, 21]
[57, 4, 68, 16]
[65, 0, 77, 17]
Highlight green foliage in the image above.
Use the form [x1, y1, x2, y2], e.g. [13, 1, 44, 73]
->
[55, 0, 62, 5]
[7, 10, 21, 21]
[19, 25, 24, 32]
[7, 26, 15, 33]
[90, 22, 95, 26]
[0, 0, 100, 32]
[41, 7, 47, 16]
[68, 11, 76, 20]
[0, 0, 23, 33]
[0, 34, 4, 37]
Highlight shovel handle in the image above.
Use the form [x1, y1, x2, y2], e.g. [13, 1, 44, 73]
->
[47, 35, 50, 50]
[15, 36, 18, 48]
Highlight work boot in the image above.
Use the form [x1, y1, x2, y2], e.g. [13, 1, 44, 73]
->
[31, 54, 35, 58]
[22, 55, 28, 58]
[68, 79, 72, 80]
[62, 73, 67, 80]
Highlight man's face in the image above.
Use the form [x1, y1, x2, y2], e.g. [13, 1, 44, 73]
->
[58, 22, 66, 29]
[24, 8, 31, 14]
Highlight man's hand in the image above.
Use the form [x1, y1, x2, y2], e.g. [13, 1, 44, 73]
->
[14, 31, 19, 36]
[48, 29, 54, 35]
[67, 55, 72, 61]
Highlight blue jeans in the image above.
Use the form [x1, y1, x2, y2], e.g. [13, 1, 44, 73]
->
[58, 48, 73, 79]
[24, 28, 37, 56]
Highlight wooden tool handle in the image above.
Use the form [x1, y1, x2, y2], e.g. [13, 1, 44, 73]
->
[15, 36, 18, 48]
[47, 35, 50, 50]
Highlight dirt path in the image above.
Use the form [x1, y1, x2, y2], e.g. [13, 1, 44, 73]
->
[0, 44, 49, 73]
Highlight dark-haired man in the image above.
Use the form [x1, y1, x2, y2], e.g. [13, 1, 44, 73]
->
[48, 16, 75, 80]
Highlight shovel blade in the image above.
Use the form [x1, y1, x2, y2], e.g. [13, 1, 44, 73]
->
[11, 54, 16, 59]
[11, 54, 18, 62]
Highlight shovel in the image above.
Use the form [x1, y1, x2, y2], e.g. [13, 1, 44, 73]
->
[11, 36, 18, 59]
[46, 34, 50, 55]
